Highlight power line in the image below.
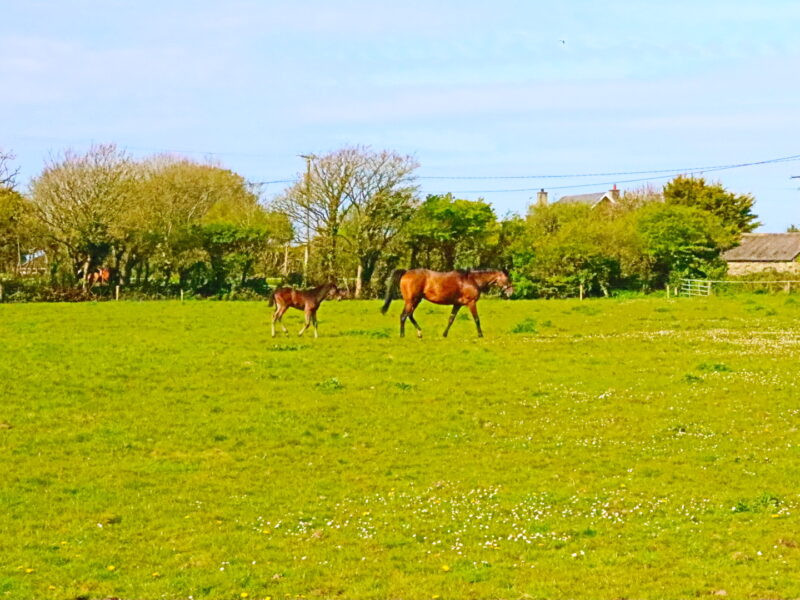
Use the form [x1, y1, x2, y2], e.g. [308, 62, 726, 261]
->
[253, 179, 295, 185]
[254, 152, 800, 192]
[425, 154, 800, 194]
[418, 153, 800, 180]
[15, 133, 798, 192]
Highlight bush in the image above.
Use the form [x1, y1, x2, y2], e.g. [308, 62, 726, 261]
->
[0, 276, 96, 303]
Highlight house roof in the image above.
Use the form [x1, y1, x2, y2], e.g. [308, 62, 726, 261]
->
[554, 191, 615, 207]
[722, 233, 800, 262]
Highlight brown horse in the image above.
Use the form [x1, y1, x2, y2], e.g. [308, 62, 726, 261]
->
[87, 267, 110, 287]
[381, 269, 513, 338]
[269, 281, 341, 338]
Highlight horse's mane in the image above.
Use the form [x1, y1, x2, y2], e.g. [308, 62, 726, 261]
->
[459, 268, 500, 276]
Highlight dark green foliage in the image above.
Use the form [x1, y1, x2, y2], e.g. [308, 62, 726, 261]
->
[664, 175, 759, 238]
[403, 194, 499, 270]
[637, 203, 728, 286]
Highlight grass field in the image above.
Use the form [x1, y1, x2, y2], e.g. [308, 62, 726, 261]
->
[2, 295, 800, 600]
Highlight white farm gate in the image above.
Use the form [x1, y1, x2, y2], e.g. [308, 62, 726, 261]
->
[680, 279, 712, 296]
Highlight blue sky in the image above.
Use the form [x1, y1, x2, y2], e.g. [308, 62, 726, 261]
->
[2, 0, 799, 230]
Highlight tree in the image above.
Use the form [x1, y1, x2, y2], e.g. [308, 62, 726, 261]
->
[0, 150, 27, 272]
[196, 191, 293, 295]
[637, 203, 727, 287]
[0, 188, 37, 273]
[404, 194, 498, 270]
[133, 157, 268, 286]
[515, 202, 628, 297]
[664, 175, 759, 242]
[277, 147, 418, 287]
[0, 148, 20, 190]
[340, 149, 418, 295]
[29, 144, 138, 285]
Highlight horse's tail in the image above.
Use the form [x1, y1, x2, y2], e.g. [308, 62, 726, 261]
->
[268, 291, 276, 307]
[381, 269, 406, 314]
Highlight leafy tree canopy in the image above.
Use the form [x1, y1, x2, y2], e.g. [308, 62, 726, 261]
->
[663, 175, 759, 242]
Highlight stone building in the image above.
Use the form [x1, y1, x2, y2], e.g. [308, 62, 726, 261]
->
[723, 233, 800, 276]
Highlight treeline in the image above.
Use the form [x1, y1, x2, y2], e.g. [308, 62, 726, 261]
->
[0, 145, 758, 301]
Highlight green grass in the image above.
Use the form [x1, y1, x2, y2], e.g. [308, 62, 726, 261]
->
[1, 295, 800, 599]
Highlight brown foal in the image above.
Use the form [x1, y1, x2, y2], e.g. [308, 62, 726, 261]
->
[381, 269, 513, 338]
[269, 282, 340, 338]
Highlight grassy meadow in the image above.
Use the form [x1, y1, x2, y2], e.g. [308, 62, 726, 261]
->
[1, 295, 800, 599]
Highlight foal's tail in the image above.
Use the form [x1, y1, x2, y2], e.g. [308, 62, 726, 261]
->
[381, 269, 406, 314]
[268, 291, 276, 307]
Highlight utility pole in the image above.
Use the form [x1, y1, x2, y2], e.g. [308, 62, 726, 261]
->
[299, 154, 315, 286]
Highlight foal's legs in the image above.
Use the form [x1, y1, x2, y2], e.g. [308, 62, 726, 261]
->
[467, 301, 483, 337]
[278, 307, 290, 336]
[272, 305, 289, 337]
[298, 307, 312, 336]
[311, 310, 319, 338]
[442, 304, 461, 337]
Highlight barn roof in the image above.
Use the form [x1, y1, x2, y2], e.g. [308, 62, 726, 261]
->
[723, 233, 800, 262]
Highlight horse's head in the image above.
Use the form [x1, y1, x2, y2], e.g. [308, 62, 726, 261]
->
[495, 270, 514, 298]
[326, 282, 344, 301]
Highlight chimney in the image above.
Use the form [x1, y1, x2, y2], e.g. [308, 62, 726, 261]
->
[536, 188, 548, 206]
[609, 184, 620, 202]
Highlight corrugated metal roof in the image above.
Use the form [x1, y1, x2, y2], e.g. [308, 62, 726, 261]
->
[723, 233, 800, 262]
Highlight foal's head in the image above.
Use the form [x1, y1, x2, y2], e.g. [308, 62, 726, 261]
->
[324, 281, 344, 301]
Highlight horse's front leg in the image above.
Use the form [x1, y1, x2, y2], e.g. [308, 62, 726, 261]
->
[312, 310, 319, 338]
[467, 301, 483, 337]
[443, 304, 461, 337]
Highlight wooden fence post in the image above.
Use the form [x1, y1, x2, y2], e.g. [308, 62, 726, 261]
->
[180, 289, 184, 302]
[115, 285, 120, 301]
[0, 283, 3, 302]
[579, 283, 584, 301]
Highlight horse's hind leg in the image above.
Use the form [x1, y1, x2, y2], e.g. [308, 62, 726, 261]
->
[467, 301, 483, 338]
[443, 304, 461, 337]
[272, 306, 289, 337]
[272, 305, 287, 337]
[399, 302, 411, 337]
[401, 299, 422, 339]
